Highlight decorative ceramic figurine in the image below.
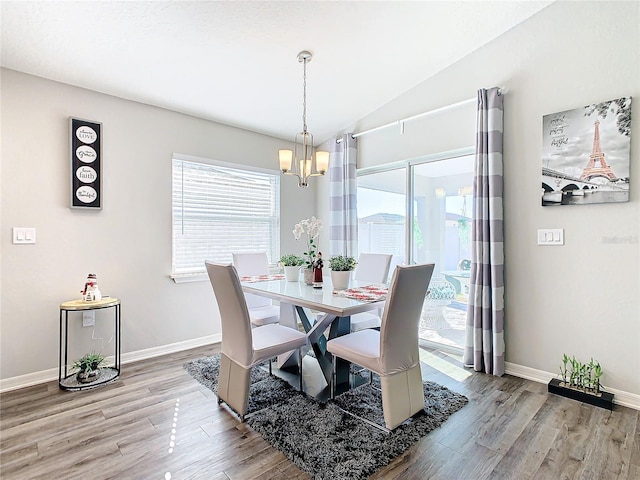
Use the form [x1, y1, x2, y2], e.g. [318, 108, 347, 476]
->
[313, 252, 323, 284]
[81, 273, 102, 301]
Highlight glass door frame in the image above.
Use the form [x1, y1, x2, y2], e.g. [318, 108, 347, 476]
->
[357, 146, 475, 266]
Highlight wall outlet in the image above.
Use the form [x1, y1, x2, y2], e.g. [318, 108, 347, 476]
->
[82, 311, 95, 327]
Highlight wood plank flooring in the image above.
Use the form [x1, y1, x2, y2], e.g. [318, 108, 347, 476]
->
[1, 344, 638, 480]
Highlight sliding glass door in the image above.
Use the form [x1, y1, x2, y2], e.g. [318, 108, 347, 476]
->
[357, 149, 474, 351]
[412, 154, 473, 351]
[356, 167, 406, 279]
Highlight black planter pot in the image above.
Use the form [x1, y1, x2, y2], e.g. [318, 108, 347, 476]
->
[548, 378, 614, 410]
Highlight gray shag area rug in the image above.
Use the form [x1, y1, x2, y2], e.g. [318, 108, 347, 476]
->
[184, 354, 468, 480]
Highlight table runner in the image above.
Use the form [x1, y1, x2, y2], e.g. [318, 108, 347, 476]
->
[240, 274, 285, 283]
[333, 284, 388, 302]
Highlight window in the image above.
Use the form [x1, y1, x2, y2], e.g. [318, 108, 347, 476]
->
[172, 154, 280, 280]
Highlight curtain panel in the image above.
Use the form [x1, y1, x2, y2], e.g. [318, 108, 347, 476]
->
[329, 134, 358, 257]
[463, 87, 505, 376]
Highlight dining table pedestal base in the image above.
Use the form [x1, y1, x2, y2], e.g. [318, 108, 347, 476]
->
[274, 303, 366, 399]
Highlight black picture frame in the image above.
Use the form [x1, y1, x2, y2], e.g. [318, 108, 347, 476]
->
[70, 117, 102, 209]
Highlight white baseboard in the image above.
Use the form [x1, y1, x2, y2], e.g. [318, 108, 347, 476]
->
[0, 334, 221, 393]
[3, 339, 637, 412]
[119, 334, 221, 365]
[505, 361, 640, 411]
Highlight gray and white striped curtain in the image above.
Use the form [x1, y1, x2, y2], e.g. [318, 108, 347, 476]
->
[329, 134, 358, 257]
[463, 87, 505, 376]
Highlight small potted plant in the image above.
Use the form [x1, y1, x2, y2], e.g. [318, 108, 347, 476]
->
[328, 255, 357, 290]
[280, 254, 304, 281]
[73, 352, 107, 383]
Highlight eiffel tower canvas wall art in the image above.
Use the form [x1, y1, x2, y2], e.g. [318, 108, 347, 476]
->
[542, 97, 631, 206]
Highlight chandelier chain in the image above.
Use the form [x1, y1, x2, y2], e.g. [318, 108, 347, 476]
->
[302, 57, 307, 133]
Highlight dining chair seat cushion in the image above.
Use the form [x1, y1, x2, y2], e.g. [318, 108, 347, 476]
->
[250, 324, 307, 366]
[349, 311, 382, 332]
[327, 329, 381, 374]
[247, 305, 280, 326]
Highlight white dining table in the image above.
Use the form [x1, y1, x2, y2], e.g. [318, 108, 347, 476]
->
[241, 275, 386, 391]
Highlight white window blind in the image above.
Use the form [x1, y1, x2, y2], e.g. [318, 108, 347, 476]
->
[172, 156, 280, 277]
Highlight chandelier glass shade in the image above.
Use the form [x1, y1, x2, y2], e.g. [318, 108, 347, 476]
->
[279, 50, 329, 188]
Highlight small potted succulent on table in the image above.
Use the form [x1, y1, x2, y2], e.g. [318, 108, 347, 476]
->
[280, 254, 304, 281]
[328, 255, 357, 290]
[73, 352, 107, 384]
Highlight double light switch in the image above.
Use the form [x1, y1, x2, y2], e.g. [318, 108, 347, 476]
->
[12, 227, 37, 244]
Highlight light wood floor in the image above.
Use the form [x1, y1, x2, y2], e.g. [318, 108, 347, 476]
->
[1, 344, 638, 480]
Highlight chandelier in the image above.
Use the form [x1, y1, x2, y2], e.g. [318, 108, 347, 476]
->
[279, 50, 329, 188]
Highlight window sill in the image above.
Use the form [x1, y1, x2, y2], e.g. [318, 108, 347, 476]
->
[171, 273, 208, 284]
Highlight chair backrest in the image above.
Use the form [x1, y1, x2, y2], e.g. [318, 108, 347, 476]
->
[354, 253, 393, 283]
[205, 261, 253, 367]
[379, 263, 435, 374]
[232, 252, 271, 308]
[232, 252, 270, 277]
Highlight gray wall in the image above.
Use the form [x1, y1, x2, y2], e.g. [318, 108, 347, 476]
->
[1, 1, 638, 402]
[319, 1, 639, 397]
[0, 71, 316, 381]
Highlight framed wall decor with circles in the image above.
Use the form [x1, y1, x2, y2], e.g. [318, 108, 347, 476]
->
[70, 117, 102, 209]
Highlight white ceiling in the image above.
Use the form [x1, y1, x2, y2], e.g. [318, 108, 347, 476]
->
[1, 1, 552, 145]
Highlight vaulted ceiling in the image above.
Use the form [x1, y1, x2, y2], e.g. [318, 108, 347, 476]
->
[1, 1, 552, 144]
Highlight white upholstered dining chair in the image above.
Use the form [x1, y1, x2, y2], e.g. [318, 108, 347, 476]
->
[205, 261, 307, 420]
[349, 253, 392, 332]
[232, 252, 280, 326]
[326, 263, 435, 430]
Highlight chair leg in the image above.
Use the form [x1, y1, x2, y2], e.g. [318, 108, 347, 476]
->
[298, 349, 303, 391]
[268, 357, 272, 376]
[217, 353, 251, 419]
[380, 365, 425, 430]
[330, 354, 336, 399]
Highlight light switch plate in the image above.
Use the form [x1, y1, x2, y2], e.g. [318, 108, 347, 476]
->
[537, 228, 564, 245]
[12, 227, 36, 244]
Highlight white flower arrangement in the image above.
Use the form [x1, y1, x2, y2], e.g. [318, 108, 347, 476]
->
[293, 217, 323, 269]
